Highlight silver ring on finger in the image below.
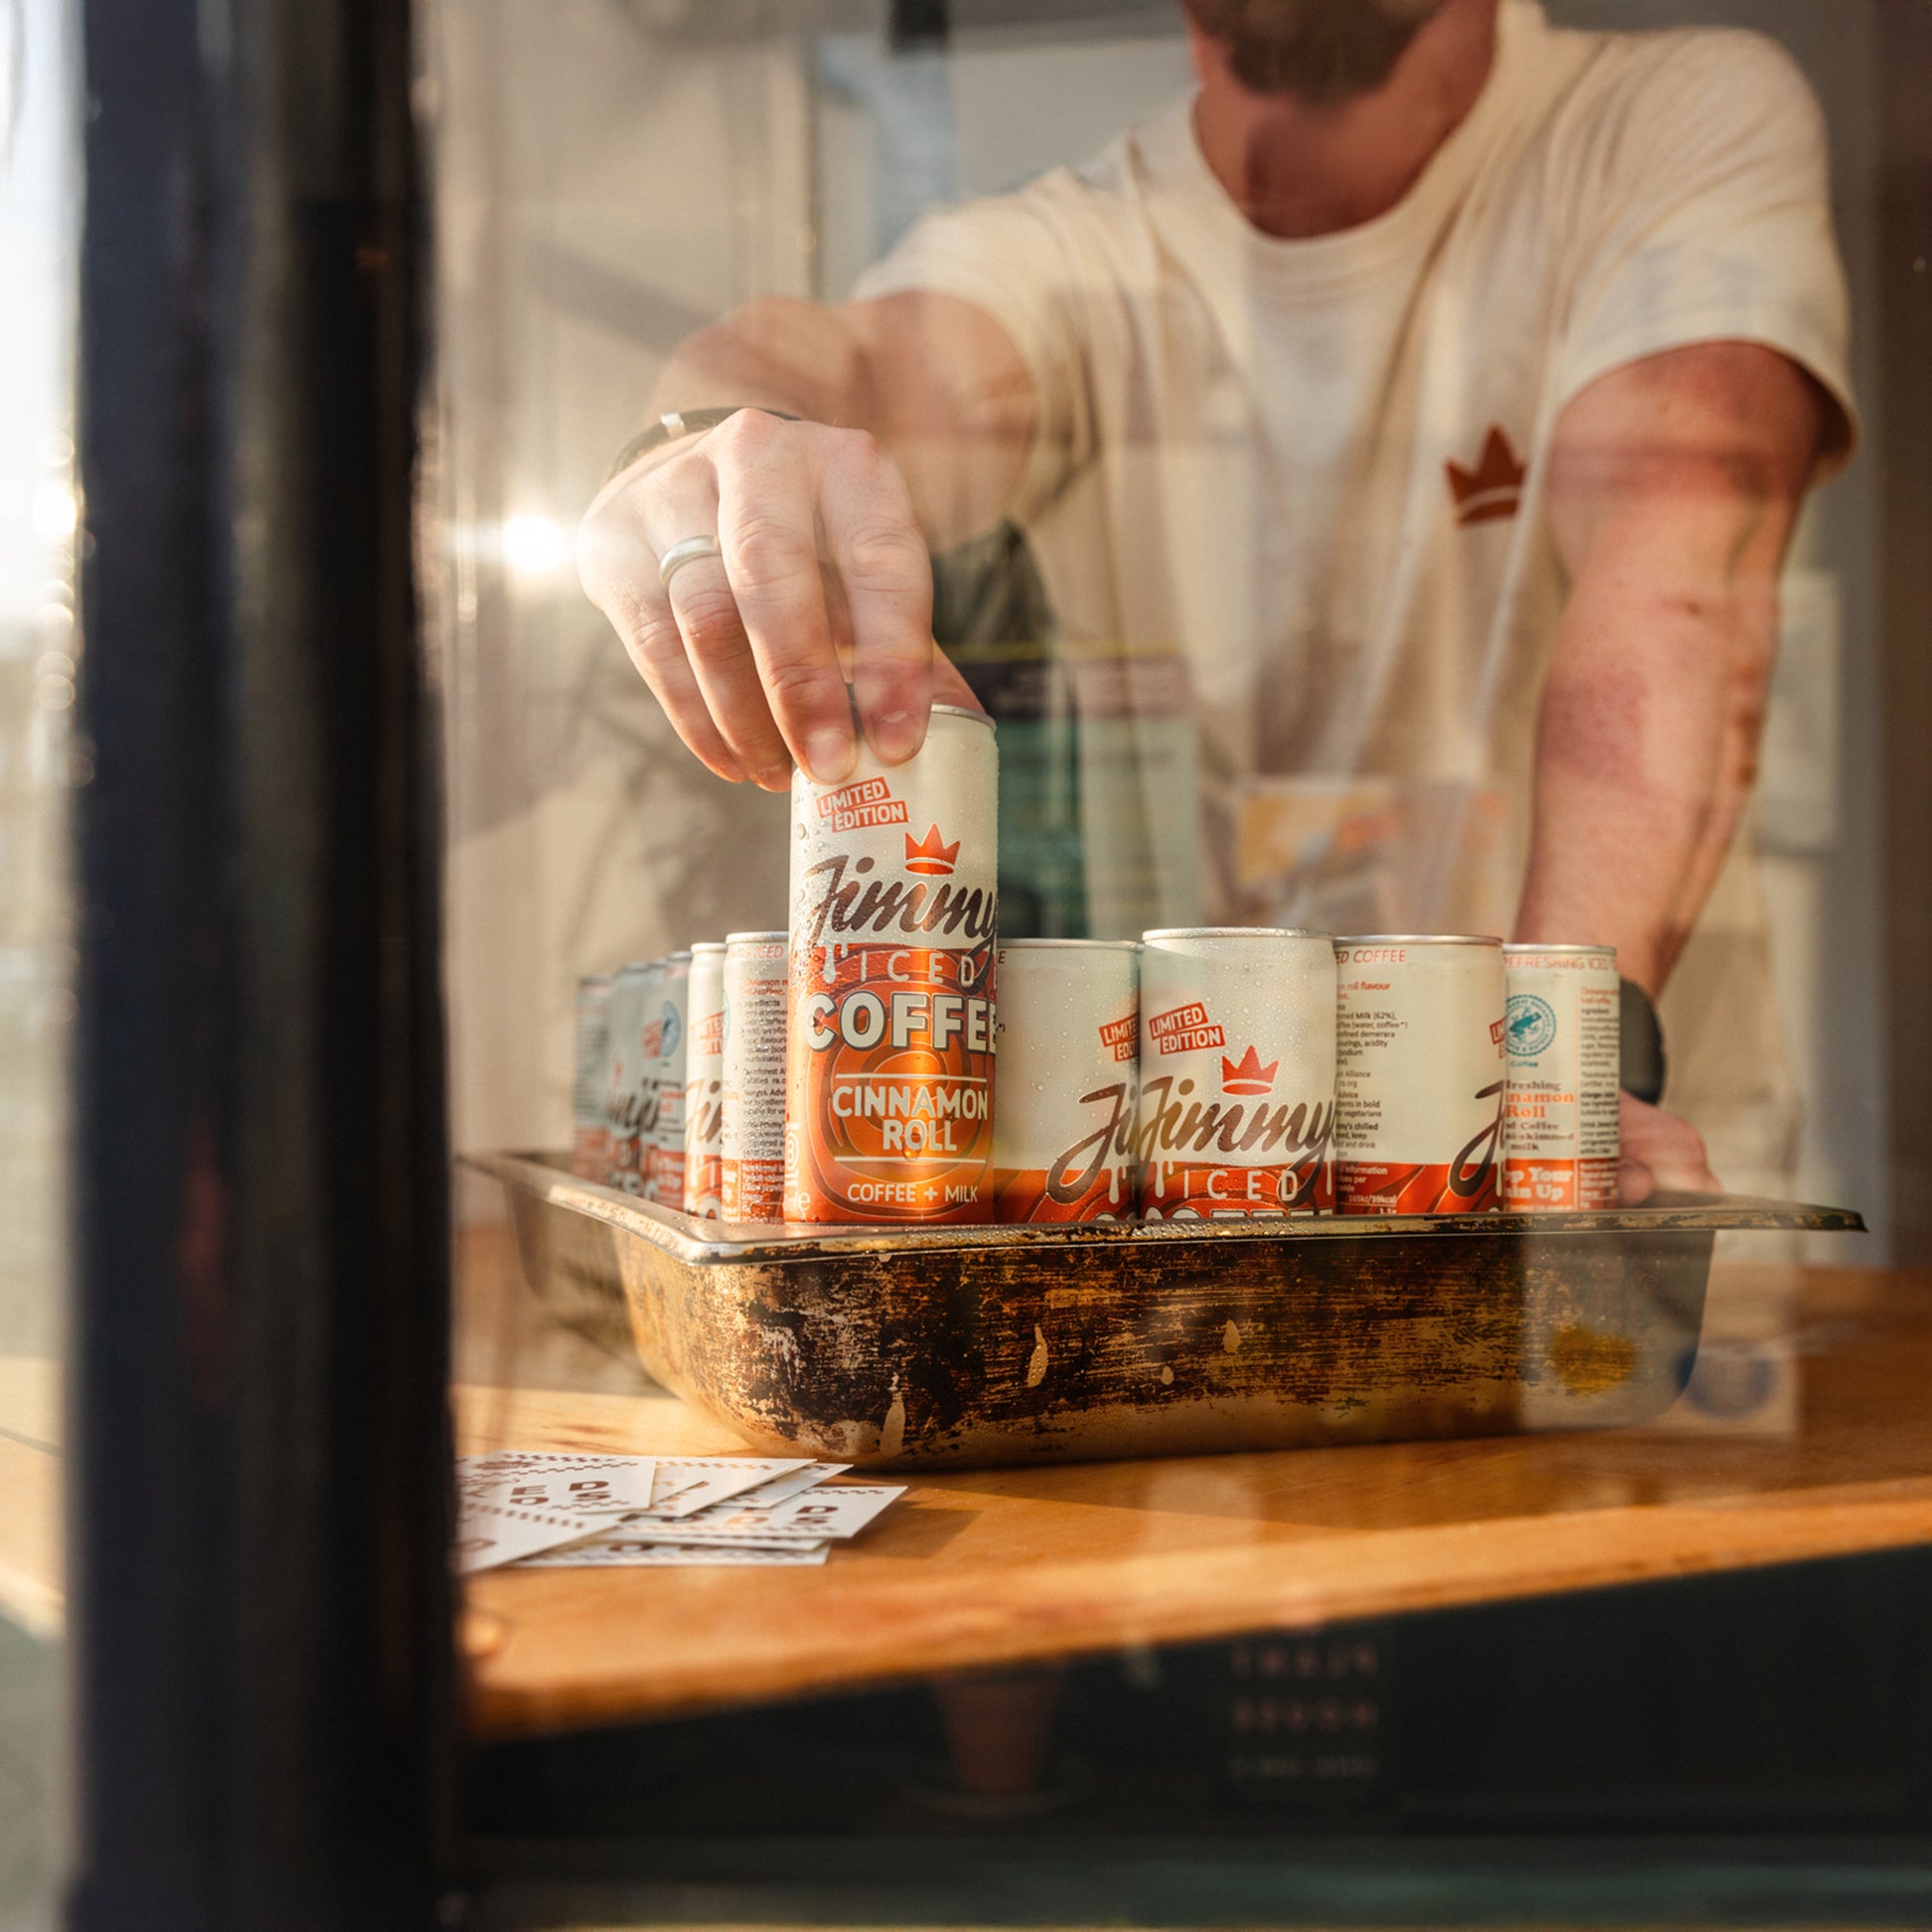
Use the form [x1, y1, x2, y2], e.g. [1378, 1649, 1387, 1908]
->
[658, 534, 723, 590]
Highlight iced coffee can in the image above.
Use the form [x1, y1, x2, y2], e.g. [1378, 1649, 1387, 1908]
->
[603, 960, 656, 1196]
[645, 950, 692, 1205]
[784, 705, 999, 1224]
[1502, 944, 1620, 1210]
[721, 931, 788, 1221]
[993, 940, 1140, 1223]
[570, 974, 613, 1182]
[681, 942, 727, 1218]
[1137, 928, 1335, 1219]
[1334, 936, 1506, 1214]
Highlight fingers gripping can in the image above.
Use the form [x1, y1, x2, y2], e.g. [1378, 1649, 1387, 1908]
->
[1334, 936, 1506, 1213]
[604, 960, 657, 1195]
[682, 942, 727, 1217]
[1137, 928, 1335, 1219]
[784, 706, 999, 1224]
[721, 931, 788, 1221]
[645, 951, 692, 1204]
[570, 975, 613, 1181]
[993, 940, 1140, 1223]
[1502, 945, 1620, 1210]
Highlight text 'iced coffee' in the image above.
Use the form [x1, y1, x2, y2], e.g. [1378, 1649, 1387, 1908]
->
[994, 939, 1140, 1223]
[1137, 928, 1335, 1218]
[784, 705, 998, 1223]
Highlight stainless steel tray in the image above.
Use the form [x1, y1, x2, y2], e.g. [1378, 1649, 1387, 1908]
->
[469, 1151, 1864, 1470]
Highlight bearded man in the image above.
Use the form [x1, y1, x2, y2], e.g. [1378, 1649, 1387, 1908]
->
[579, 0, 1854, 1202]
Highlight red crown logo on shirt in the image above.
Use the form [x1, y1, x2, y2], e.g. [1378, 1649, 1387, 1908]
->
[903, 824, 961, 876]
[1447, 425, 1528, 526]
[1220, 1044, 1279, 1096]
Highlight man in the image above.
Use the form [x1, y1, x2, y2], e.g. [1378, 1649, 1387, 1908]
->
[578, 0, 1854, 1203]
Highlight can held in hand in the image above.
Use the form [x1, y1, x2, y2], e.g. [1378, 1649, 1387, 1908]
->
[1334, 936, 1506, 1213]
[603, 959, 657, 1195]
[784, 706, 999, 1224]
[646, 951, 692, 1204]
[570, 974, 613, 1181]
[682, 942, 727, 1217]
[1502, 944, 1620, 1210]
[1137, 928, 1335, 1219]
[721, 931, 788, 1221]
[993, 939, 1140, 1223]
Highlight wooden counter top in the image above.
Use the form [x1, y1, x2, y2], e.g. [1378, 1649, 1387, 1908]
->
[457, 1259, 1932, 1741]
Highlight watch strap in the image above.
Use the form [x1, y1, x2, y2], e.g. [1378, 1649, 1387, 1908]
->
[1618, 978, 1667, 1105]
[603, 405, 801, 485]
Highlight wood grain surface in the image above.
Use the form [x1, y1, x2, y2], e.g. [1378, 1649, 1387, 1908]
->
[457, 1248, 1932, 1740]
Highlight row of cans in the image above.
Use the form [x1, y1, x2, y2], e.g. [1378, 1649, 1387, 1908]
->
[571, 933, 790, 1219]
[571, 709, 1620, 1223]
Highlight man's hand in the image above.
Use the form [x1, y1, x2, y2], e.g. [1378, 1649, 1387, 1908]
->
[1617, 1092, 1721, 1205]
[578, 410, 978, 790]
[578, 292, 1035, 788]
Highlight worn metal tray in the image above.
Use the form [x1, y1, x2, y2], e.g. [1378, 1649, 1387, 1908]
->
[469, 1151, 1864, 1471]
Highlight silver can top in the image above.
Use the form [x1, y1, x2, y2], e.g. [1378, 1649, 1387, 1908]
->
[1334, 933, 1504, 948]
[1501, 942, 1616, 959]
[724, 929, 788, 948]
[999, 937, 1142, 953]
[689, 940, 727, 956]
[929, 702, 996, 732]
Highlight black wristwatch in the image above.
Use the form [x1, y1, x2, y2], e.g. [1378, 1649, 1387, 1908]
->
[603, 405, 801, 485]
[1619, 978, 1667, 1105]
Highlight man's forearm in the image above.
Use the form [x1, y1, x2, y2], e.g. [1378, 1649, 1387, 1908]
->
[1513, 563, 1775, 994]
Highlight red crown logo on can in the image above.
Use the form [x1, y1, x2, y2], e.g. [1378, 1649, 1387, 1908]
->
[903, 824, 961, 876]
[1220, 1043, 1279, 1095]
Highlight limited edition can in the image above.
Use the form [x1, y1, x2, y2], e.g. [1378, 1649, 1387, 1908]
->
[681, 942, 727, 1218]
[603, 959, 656, 1196]
[1137, 928, 1335, 1219]
[646, 950, 692, 1205]
[570, 974, 613, 1181]
[993, 939, 1140, 1223]
[1502, 944, 1620, 1210]
[1334, 936, 1506, 1214]
[784, 705, 998, 1224]
[721, 931, 788, 1222]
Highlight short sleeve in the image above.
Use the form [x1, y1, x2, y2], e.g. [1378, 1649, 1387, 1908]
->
[855, 180, 1099, 521]
[1552, 31, 1857, 471]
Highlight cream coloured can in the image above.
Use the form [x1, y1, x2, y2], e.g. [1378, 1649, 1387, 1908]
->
[646, 950, 692, 1205]
[1502, 944, 1620, 1210]
[1333, 936, 1506, 1214]
[784, 705, 998, 1224]
[721, 931, 788, 1222]
[603, 959, 657, 1196]
[1137, 928, 1335, 1219]
[570, 974, 613, 1182]
[992, 940, 1140, 1223]
[682, 942, 727, 1218]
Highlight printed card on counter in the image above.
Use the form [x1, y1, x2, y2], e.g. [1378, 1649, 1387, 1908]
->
[517, 1536, 832, 1569]
[734, 1462, 853, 1509]
[642, 1457, 816, 1519]
[456, 1497, 629, 1574]
[456, 1450, 658, 1512]
[613, 1483, 904, 1545]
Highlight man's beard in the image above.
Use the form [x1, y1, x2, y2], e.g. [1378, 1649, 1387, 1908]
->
[1185, 0, 1449, 104]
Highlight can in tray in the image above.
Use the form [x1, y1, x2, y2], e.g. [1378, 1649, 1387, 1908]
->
[993, 939, 1140, 1223]
[1137, 927, 1335, 1218]
[1502, 944, 1620, 1210]
[783, 705, 999, 1224]
[721, 931, 788, 1221]
[1333, 936, 1505, 1213]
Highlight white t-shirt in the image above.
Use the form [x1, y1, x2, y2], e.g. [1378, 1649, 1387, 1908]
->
[857, 0, 1854, 1176]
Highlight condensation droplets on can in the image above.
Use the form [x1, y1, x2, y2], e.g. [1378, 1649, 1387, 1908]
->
[645, 952, 692, 1205]
[993, 939, 1140, 1224]
[603, 959, 657, 1196]
[1333, 935, 1506, 1214]
[1137, 927, 1336, 1220]
[1502, 944, 1620, 1210]
[721, 931, 788, 1222]
[784, 705, 999, 1224]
